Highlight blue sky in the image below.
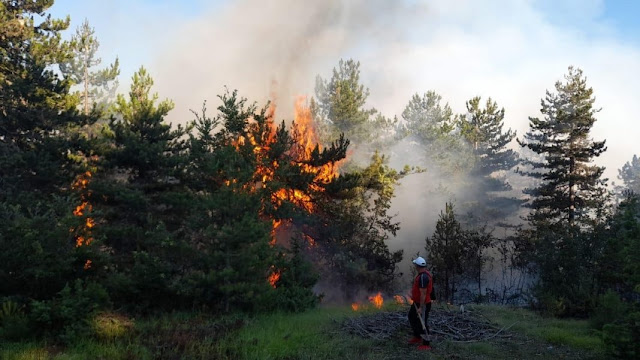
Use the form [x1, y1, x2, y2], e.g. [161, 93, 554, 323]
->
[601, 0, 640, 39]
[537, 0, 640, 44]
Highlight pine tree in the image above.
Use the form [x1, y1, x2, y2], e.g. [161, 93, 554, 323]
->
[518, 67, 609, 315]
[400, 91, 455, 141]
[312, 59, 378, 145]
[317, 152, 404, 297]
[459, 96, 521, 224]
[0, 0, 78, 197]
[91, 67, 188, 309]
[601, 193, 640, 294]
[399, 91, 472, 178]
[109, 67, 183, 183]
[519, 67, 607, 229]
[60, 19, 119, 115]
[182, 93, 274, 312]
[0, 1, 107, 317]
[425, 202, 465, 303]
[617, 154, 640, 196]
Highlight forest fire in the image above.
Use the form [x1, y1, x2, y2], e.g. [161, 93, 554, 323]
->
[369, 292, 384, 309]
[270, 219, 282, 246]
[71, 171, 94, 268]
[351, 293, 385, 311]
[268, 268, 281, 288]
[232, 97, 346, 288]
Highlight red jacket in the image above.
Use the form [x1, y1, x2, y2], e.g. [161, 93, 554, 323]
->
[411, 270, 432, 304]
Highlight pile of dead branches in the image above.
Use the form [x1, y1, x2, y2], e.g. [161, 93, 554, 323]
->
[340, 311, 407, 341]
[340, 307, 516, 342]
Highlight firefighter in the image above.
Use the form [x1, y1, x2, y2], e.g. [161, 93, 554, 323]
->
[407, 256, 433, 350]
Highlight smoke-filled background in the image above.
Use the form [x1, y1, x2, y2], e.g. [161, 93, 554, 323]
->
[52, 0, 640, 281]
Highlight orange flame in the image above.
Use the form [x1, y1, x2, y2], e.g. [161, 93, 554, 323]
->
[72, 171, 95, 270]
[303, 234, 316, 247]
[73, 202, 91, 216]
[270, 219, 282, 246]
[268, 268, 281, 288]
[291, 96, 343, 189]
[258, 97, 345, 214]
[231, 97, 347, 287]
[369, 292, 384, 309]
[394, 295, 405, 304]
[351, 303, 360, 311]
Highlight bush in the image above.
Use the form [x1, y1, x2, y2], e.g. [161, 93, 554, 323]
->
[258, 240, 320, 312]
[30, 279, 110, 343]
[0, 300, 31, 341]
[603, 310, 640, 359]
[535, 291, 567, 317]
[91, 312, 134, 340]
[590, 290, 628, 330]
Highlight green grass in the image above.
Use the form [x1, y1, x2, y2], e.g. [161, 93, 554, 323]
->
[214, 307, 373, 360]
[475, 304, 605, 355]
[1, 304, 609, 360]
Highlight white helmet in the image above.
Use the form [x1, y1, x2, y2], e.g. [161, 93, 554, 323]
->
[412, 256, 427, 267]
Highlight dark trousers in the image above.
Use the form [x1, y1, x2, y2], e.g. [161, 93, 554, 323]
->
[408, 302, 431, 343]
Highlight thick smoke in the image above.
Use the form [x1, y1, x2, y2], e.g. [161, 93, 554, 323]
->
[152, 0, 427, 121]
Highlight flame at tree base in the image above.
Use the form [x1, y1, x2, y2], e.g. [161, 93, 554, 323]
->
[351, 293, 385, 311]
[369, 292, 384, 309]
[268, 267, 281, 288]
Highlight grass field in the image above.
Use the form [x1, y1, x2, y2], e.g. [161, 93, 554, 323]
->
[1, 304, 607, 360]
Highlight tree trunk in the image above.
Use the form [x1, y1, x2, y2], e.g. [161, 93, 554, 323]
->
[569, 155, 575, 225]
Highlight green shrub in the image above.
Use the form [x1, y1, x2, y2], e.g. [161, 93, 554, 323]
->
[0, 300, 31, 341]
[30, 279, 110, 343]
[590, 290, 628, 330]
[91, 312, 134, 340]
[257, 240, 320, 313]
[603, 310, 640, 359]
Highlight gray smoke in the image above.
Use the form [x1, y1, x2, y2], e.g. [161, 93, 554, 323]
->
[152, 0, 427, 121]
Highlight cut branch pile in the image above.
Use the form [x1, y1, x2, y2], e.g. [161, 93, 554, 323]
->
[340, 307, 516, 342]
[340, 311, 407, 341]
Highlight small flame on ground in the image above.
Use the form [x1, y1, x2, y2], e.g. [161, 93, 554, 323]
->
[369, 292, 384, 309]
[394, 295, 405, 304]
[351, 303, 360, 311]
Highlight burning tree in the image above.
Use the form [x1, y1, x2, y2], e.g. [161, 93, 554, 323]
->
[181, 89, 404, 309]
[0, 0, 92, 302]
